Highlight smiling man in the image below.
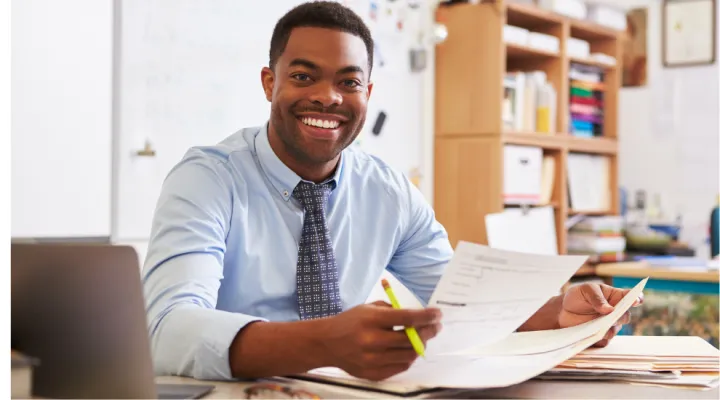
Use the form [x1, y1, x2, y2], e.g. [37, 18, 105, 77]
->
[142, 1, 640, 383]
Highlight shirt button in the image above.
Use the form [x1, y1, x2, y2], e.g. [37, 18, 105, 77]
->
[283, 190, 289, 197]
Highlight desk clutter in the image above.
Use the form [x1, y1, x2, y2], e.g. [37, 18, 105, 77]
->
[567, 215, 626, 263]
[541, 336, 720, 390]
[291, 261, 647, 396]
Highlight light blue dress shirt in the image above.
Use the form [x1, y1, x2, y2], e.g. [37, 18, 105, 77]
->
[142, 124, 454, 380]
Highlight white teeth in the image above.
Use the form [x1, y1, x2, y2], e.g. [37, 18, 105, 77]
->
[301, 117, 340, 129]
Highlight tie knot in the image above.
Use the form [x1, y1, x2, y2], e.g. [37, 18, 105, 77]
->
[292, 181, 333, 209]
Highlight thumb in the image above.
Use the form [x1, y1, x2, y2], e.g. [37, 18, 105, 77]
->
[584, 284, 615, 314]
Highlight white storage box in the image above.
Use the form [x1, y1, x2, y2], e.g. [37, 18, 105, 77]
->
[503, 24, 530, 46]
[528, 32, 560, 53]
[539, 0, 587, 20]
[587, 3, 627, 31]
[503, 145, 543, 205]
[567, 37, 590, 59]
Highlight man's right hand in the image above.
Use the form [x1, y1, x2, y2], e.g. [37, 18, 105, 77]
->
[316, 301, 443, 381]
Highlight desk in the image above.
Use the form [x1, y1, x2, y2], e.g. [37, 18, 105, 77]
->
[596, 261, 720, 292]
[157, 375, 720, 399]
[596, 262, 719, 347]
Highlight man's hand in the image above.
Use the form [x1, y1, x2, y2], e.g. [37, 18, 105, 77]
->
[317, 301, 442, 381]
[559, 283, 643, 347]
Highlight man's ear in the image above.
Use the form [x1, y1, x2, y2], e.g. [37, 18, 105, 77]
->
[261, 67, 275, 102]
[367, 81, 374, 99]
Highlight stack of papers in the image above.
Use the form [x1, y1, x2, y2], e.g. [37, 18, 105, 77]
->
[294, 242, 649, 394]
[542, 336, 720, 390]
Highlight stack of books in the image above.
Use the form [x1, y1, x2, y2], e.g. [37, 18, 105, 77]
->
[567, 216, 626, 263]
[569, 63, 604, 137]
[541, 336, 720, 390]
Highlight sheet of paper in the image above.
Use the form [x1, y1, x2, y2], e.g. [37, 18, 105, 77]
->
[485, 206, 558, 256]
[457, 278, 648, 356]
[424, 241, 588, 355]
[302, 280, 649, 390]
[579, 335, 720, 359]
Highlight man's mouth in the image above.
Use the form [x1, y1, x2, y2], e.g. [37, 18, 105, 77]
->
[299, 116, 341, 130]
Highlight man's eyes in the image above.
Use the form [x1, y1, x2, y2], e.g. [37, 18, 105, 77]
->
[290, 74, 362, 89]
[341, 79, 362, 88]
[291, 73, 312, 82]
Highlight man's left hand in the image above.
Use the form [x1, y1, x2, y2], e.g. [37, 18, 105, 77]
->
[558, 283, 644, 347]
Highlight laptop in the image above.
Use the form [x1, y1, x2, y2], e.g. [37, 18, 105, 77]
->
[11, 242, 215, 399]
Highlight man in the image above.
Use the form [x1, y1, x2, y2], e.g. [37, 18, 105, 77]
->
[143, 1, 640, 383]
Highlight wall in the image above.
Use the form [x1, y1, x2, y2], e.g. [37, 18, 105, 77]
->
[616, 0, 719, 258]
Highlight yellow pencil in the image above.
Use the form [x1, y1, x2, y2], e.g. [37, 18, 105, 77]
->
[381, 279, 426, 358]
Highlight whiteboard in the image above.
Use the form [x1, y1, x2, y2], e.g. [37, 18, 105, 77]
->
[114, 0, 430, 240]
[11, 0, 113, 238]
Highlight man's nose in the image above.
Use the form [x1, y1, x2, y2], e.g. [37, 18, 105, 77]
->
[308, 81, 343, 108]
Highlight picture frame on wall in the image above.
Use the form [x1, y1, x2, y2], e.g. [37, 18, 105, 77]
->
[662, 0, 717, 67]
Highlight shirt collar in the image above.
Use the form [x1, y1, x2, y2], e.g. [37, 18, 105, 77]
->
[254, 122, 344, 202]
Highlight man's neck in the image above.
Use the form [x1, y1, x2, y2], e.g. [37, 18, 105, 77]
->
[267, 124, 338, 184]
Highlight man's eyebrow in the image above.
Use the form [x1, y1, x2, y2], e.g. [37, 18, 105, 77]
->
[288, 58, 319, 70]
[337, 65, 365, 76]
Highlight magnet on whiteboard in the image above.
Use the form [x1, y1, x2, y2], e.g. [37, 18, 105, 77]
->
[372, 111, 387, 136]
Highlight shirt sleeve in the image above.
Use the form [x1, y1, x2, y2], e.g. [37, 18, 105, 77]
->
[142, 151, 265, 380]
[386, 177, 454, 306]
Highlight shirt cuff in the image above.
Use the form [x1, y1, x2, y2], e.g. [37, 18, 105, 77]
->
[157, 306, 267, 381]
[196, 310, 267, 380]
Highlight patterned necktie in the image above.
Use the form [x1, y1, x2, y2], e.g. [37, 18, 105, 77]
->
[293, 181, 343, 320]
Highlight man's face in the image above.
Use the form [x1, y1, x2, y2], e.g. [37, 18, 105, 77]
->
[261, 27, 372, 165]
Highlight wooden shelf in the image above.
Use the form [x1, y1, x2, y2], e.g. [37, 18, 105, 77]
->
[506, 43, 560, 60]
[569, 57, 617, 70]
[566, 136, 617, 154]
[569, 19, 621, 41]
[568, 209, 615, 216]
[506, 2, 564, 28]
[502, 131, 565, 149]
[434, 1, 622, 253]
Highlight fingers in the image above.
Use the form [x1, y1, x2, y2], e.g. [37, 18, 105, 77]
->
[593, 324, 621, 348]
[617, 310, 631, 326]
[633, 292, 645, 307]
[416, 322, 443, 344]
[580, 284, 615, 314]
[373, 306, 442, 328]
[366, 323, 442, 349]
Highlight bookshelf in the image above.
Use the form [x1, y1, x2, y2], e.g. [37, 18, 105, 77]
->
[433, 0, 624, 262]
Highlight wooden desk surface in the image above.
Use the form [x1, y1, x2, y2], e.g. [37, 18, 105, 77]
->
[157, 375, 719, 399]
[596, 261, 720, 283]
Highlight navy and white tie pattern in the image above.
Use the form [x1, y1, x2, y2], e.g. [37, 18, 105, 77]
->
[293, 181, 343, 320]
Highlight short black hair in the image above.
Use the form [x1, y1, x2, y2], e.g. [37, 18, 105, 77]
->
[269, 1, 374, 77]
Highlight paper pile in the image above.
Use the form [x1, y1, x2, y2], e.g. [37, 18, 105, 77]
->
[296, 242, 648, 394]
[541, 336, 720, 390]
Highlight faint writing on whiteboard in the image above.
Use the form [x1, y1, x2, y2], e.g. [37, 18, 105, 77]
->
[651, 72, 679, 136]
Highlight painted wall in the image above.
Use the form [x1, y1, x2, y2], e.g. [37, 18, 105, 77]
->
[615, 0, 719, 258]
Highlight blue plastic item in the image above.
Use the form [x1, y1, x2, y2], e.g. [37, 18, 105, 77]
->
[711, 198, 719, 258]
[648, 224, 681, 241]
